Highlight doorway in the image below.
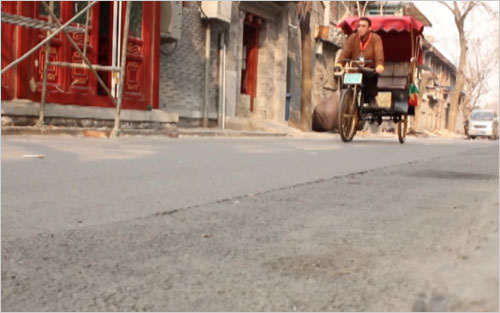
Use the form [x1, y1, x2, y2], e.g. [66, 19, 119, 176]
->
[96, 1, 111, 96]
[241, 13, 261, 112]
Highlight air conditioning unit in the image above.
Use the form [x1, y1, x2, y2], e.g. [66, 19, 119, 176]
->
[200, 1, 232, 24]
[160, 1, 182, 42]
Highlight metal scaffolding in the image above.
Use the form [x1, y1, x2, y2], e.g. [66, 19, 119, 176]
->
[1, 1, 130, 137]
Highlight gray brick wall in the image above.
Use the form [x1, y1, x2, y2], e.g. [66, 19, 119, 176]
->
[311, 2, 339, 111]
[224, 3, 244, 118]
[159, 2, 223, 119]
[287, 2, 340, 127]
[255, 18, 278, 117]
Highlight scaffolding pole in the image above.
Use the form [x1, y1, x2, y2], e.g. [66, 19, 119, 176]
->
[111, 1, 131, 138]
[37, 1, 54, 127]
[48, 62, 120, 72]
[112, 1, 118, 97]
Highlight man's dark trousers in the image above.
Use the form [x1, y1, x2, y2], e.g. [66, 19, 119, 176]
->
[362, 71, 379, 104]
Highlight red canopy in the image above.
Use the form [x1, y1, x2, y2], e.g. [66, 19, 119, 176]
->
[337, 16, 424, 36]
[337, 16, 424, 63]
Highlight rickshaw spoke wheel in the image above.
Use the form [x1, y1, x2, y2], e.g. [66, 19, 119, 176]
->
[397, 114, 408, 144]
[338, 88, 357, 142]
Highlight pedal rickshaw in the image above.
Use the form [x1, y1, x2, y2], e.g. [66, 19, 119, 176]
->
[334, 16, 424, 144]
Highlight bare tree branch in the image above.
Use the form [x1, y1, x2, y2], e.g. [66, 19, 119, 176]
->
[340, 1, 352, 17]
[438, 1, 454, 14]
[362, 1, 371, 16]
[464, 36, 499, 109]
[478, 2, 498, 17]
[452, 1, 459, 15]
[356, 1, 362, 16]
[461, 1, 476, 21]
[432, 0, 499, 127]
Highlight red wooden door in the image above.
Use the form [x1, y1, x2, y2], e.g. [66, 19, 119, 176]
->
[96, 1, 157, 110]
[14, 1, 159, 110]
[17, 1, 99, 104]
[63, 2, 99, 105]
[120, 1, 154, 110]
[241, 13, 261, 111]
[1, 2, 18, 100]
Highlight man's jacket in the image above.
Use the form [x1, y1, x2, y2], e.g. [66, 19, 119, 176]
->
[338, 31, 384, 69]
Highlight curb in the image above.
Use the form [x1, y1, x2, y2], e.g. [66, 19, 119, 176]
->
[1, 126, 179, 138]
[178, 129, 289, 138]
[2, 126, 288, 138]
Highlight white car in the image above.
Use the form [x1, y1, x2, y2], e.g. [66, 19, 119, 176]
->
[466, 110, 498, 140]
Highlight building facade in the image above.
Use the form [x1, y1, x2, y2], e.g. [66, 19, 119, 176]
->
[415, 40, 464, 132]
[1, 1, 356, 132]
[158, 1, 348, 128]
[1, 1, 180, 134]
[3, 1, 465, 134]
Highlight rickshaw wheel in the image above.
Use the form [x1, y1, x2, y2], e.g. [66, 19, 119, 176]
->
[397, 114, 408, 144]
[338, 88, 358, 142]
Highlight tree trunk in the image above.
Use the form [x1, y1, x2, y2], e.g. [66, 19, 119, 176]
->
[447, 29, 467, 131]
[299, 8, 312, 132]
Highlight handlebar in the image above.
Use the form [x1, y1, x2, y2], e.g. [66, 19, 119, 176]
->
[341, 59, 373, 65]
[334, 62, 375, 76]
[333, 65, 344, 76]
[358, 65, 374, 73]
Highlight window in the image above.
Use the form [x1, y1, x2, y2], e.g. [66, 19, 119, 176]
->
[470, 112, 494, 121]
[72, 1, 89, 24]
[129, 2, 142, 38]
[39, 1, 60, 19]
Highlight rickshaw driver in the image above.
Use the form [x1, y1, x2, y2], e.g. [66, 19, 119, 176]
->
[335, 17, 385, 107]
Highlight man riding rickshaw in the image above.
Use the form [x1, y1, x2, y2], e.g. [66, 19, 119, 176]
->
[335, 17, 385, 108]
[333, 15, 424, 144]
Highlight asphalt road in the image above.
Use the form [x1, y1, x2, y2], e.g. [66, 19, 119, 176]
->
[1, 135, 495, 240]
[1, 135, 498, 311]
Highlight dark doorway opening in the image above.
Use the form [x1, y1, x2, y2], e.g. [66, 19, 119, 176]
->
[241, 14, 261, 111]
[97, 1, 111, 96]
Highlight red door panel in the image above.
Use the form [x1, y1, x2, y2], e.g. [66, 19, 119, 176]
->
[64, 1, 99, 102]
[1, 2, 18, 100]
[28, 1, 100, 105]
[15, 1, 38, 100]
[121, 1, 150, 110]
